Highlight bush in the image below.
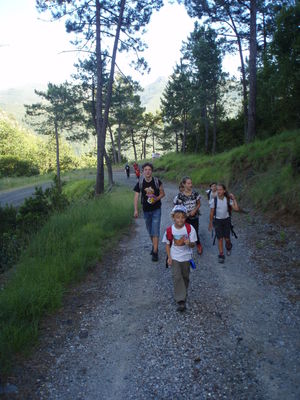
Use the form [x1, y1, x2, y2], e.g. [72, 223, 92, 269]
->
[0, 156, 39, 177]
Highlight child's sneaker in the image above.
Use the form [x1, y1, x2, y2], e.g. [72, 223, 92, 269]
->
[197, 243, 203, 255]
[226, 242, 232, 256]
[152, 251, 158, 262]
[176, 301, 186, 312]
[226, 248, 231, 256]
[218, 254, 225, 264]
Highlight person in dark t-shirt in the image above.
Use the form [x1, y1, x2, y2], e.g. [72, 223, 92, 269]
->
[133, 162, 165, 262]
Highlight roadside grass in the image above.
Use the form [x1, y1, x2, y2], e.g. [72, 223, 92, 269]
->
[0, 168, 96, 192]
[0, 186, 133, 374]
[154, 129, 300, 216]
[62, 179, 95, 202]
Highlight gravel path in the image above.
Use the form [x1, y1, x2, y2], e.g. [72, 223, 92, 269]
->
[3, 180, 300, 399]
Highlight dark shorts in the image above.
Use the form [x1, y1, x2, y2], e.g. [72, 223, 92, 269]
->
[214, 218, 231, 239]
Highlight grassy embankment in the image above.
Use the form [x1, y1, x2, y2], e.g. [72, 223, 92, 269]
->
[0, 168, 97, 192]
[154, 130, 300, 218]
[0, 181, 133, 374]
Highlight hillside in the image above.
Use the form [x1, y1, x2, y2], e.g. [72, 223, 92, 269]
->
[140, 76, 168, 112]
[153, 130, 300, 219]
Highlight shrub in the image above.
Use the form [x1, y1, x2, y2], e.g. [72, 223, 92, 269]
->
[0, 156, 39, 177]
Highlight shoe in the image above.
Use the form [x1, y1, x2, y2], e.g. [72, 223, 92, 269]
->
[218, 254, 225, 264]
[152, 252, 158, 262]
[226, 248, 231, 256]
[197, 243, 203, 255]
[176, 301, 186, 312]
[226, 242, 232, 256]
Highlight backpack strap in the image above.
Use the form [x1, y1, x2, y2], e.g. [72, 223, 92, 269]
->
[214, 196, 217, 219]
[185, 223, 191, 235]
[166, 226, 173, 245]
[153, 176, 160, 190]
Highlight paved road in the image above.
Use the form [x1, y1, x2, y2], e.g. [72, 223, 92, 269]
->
[0, 170, 135, 207]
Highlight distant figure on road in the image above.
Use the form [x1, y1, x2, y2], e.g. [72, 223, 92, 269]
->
[163, 205, 197, 312]
[125, 163, 130, 178]
[133, 162, 165, 262]
[208, 183, 239, 264]
[206, 182, 217, 202]
[133, 162, 140, 179]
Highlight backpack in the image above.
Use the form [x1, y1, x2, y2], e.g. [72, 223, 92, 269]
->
[165, 223, 192, 268]
[139, 176, 160, 204]
[212, 196, 237, 245]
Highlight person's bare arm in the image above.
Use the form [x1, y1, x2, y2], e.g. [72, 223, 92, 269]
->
[208, 208, 214, 231]
[166, 243, 172, 266]
[155, 184, 165, 202]
[134, 192, 139, 218]
[230, 193, 239, 211]
[189, 199, 201, 217]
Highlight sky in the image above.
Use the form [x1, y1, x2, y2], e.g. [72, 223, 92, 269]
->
[0, 0, 239, 91]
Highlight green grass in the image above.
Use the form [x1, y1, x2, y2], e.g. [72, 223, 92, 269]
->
[154, 130, 300, 216]
[0, 168, 96, 192]
[63, 179, 95, 202]
[0, 186, 133, 374]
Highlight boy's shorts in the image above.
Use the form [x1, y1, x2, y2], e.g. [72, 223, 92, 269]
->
[214, 217, 231, 239]
[143, 208, 161, 237]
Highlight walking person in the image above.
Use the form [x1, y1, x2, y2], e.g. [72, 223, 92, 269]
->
[208, 183, 239, 263]
[133, 162, 165, 262]
[125, 162, 130, 178]
[133, 162, 140, 179]
[206, 182, 217, 202]
[163, 205, 197, 312]
[173, 176, 203, 255]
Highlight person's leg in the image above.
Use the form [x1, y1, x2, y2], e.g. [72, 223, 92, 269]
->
[172, 260, 187, 303]
[186, 217, 202, 255]
[150, 208, 161, 259]
[218, 238, 224, 255]
[224, 218, 232, 255]
[215, 219, 225, 263]
[181, 261, 190, 295]
[143, 211, 152, 237]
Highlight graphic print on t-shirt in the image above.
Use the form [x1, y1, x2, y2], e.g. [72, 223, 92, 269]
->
[144, 186, 157, 204]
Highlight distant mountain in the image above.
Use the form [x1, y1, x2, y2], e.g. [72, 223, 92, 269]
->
[0, 84, 44, 123]
[140, 76, 168, 112]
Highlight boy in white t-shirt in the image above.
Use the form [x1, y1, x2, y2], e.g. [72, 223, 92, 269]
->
[162, 205, 197, 312]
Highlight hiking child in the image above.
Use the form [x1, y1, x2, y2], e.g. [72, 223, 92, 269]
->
[125, 163, 130, 178]
[173, 176, 203, 255]
[162, 205, 197, 312]
[206, 182, 217, 202]
[133, 162, 165, 262]
[208, 183, 239, 263]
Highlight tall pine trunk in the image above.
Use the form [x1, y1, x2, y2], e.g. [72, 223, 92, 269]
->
[203, 104, 209, 153]
[104, 148, 114, 186]
[247, 0, 257, 143]
[131, 129, 137, 161]
[54, 119, 61, 189]
[212, 91, 217, 154]
[98, 0, 126, 193]
[108, 122, 117, 164]
[117, 122, 122, 163]
[95, 0, 104, 195]
[182, 112, 187, 153]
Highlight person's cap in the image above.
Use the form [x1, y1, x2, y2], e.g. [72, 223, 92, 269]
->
[171, 205, 188, 215]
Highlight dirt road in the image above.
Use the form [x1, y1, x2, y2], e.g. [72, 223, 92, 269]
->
[3, 178, 300, 399]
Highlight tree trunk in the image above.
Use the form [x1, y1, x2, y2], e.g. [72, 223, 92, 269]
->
[95, 0, 104, 195]
[108, 122, 117, 164]
[182, 113, 187, 153]
[229, 15, 248, 142]
[247, 0, 257, 143]
[104, 148, 114, 186]
[152, 130, 155, 153]
[203, 105, 209, 153]
[54, 120, 61, 189]
[212, 91, 217, 154]
[98, 0, 126, 193]
[175, 132, 179, 153]
[117, 122, 122, 164]
[131, 129, 137, 161]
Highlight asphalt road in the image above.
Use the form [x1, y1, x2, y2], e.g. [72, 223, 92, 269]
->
[0, 170, 136, 207]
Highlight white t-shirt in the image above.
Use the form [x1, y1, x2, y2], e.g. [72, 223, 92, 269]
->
[209, 196, 233, 219]
[162, 224, 197, 262]
[209, 190, 217, 202]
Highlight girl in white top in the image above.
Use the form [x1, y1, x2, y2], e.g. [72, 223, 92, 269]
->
[208, 184, 239, 263]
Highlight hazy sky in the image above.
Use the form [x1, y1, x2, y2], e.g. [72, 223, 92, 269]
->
[0, 0, 239, 90]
